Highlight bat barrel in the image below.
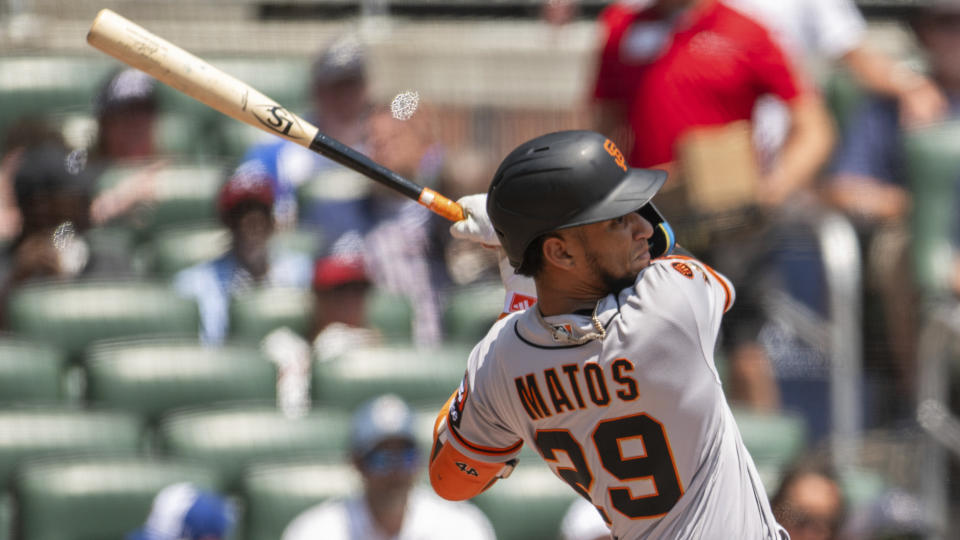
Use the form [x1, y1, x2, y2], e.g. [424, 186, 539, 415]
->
[86, 9, 319, 147]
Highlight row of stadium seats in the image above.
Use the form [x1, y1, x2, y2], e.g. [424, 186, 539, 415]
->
[0, 399, 819, 540]
[0, 55, 311, 161]
[3, 280, 503, 359]
[0, 337, 474, 414]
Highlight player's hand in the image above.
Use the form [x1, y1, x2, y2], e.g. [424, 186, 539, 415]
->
[450, 194, 500, 247]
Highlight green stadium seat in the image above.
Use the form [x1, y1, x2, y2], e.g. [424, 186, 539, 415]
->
[366, 288, 415, 343]
[13, 457, 221, 540]
[0, 408, 143, 485]
[0, 56, 114, 136]
[273, 228, 322, 259]
[95, 162, 226, 236]
[229, 287, 313, 343]
[84, 226, 138, 268]
[473, 462, 578, 540]
[312, 344, 470, 409]
[134, 224, 229, 278]
[85, 339, 277, 421]
[443, 283, 504, 343]
[6, 280, 199, 361]
[731, 407, 807, 476]
[242, 461, 359, 540]
[904, 121, 960, 297]
[0, 338, 66, 404]
[821, 69, 866, 136]
[157, 405, 351, 489]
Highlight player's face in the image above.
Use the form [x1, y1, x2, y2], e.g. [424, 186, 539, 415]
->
[572, 211, 654, 294]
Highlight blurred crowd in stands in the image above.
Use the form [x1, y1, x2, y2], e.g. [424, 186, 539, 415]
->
[1, 0, 960, 538]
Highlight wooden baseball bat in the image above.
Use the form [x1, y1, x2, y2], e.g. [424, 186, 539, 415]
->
[86, 9, 464, 222]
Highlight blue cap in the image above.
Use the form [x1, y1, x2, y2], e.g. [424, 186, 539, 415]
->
[127, 483, 234, 540]
[350, 394, 417, 458]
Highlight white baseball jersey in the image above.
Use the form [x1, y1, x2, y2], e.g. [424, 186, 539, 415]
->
[444, 256, 787, 539]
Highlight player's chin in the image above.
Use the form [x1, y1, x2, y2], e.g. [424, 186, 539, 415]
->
[633, 249, 651, 269]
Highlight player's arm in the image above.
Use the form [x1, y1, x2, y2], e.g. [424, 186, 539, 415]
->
[429, 390, 517, 501]
[450, 194, 538, 316]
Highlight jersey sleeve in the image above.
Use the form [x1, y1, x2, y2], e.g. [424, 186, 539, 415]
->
[649, 256, 735, 363]
[444, 340, 524, 463]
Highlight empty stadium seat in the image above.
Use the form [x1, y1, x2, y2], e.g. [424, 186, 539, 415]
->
[0, 408, 143, 485]
[904, 121, 960, 297]
[133, 224, 229, 278]
[443, 283, 505, 343]
[6, 280, 199, 360]
[473, 462, 578, 540]
[229, 287, 313, 343]
[366, 288, 415, 343]
[85, 339, 276, 421]
[157, 405, 351, 489]
[272, 228, 322, 259]
[242, 461, 359, 540]
[731, 407, 808, 483]
[0, 338, 66, 404]
[312, 344, 470, 409]
[14, 457, 221, 540]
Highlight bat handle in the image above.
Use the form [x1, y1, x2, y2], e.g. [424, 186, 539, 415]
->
[419, 188, 465, 222]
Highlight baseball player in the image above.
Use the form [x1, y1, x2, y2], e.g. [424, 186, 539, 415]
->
[429, 131, 788, 539]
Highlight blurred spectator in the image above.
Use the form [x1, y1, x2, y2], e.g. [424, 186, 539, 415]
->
[771, 460, 846, 540]
[93, 67, 160, 162]
[281, 394, 496, 540]
[87, 67, 166, 226]
[729, 0, 947, 168]
[559, 497, 611, 540]
[364, 106, 450, 346]
[592, 0, 835, 412]
[172, 165, 311, 344]
[0, 142, 132, 326]
[238, 34, 372, 231]
[310, 250, 381, 361]
[840, 489, 936, 540]
[126, 482, 235, 540]
[0, 116, 66, 240]
[825, 3, 960, 419]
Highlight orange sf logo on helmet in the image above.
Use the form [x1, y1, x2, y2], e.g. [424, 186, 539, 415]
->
[603, 139, 627, 172]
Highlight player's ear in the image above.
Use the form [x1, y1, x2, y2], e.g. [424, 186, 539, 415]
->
[542, 236, 575, 270]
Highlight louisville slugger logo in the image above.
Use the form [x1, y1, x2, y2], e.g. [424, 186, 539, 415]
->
[251, 104, 303, 139]
[603, 139, 627, 172]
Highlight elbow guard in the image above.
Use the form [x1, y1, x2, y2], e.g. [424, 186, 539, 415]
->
[429, 399, 516, 501]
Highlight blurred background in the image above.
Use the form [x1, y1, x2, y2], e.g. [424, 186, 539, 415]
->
[0, 0, 959, 539]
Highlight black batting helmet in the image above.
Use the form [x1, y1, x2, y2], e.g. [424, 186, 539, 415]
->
[487, 130, 675, 269]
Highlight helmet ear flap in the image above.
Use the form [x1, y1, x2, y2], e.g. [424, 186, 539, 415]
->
[638, 202, 675, 258]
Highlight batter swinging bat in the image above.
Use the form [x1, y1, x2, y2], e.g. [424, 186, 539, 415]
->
[86, 9, 464, 222]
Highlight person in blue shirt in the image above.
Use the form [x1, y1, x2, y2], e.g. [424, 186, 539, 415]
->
[173, 165, 311, 344]
[236, 34, 372, 236]
[127, 483, 234, 540]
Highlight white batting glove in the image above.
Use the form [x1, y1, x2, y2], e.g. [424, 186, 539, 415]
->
[450, 194, 500, 247]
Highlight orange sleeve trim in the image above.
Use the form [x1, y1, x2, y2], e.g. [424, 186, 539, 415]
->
[447, 416, 524, 457]
[662, 255, 733, 312]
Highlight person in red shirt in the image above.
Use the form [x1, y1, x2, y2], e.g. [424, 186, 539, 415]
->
[593, 0, 834, 209]
[592, 0, 835, 412]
